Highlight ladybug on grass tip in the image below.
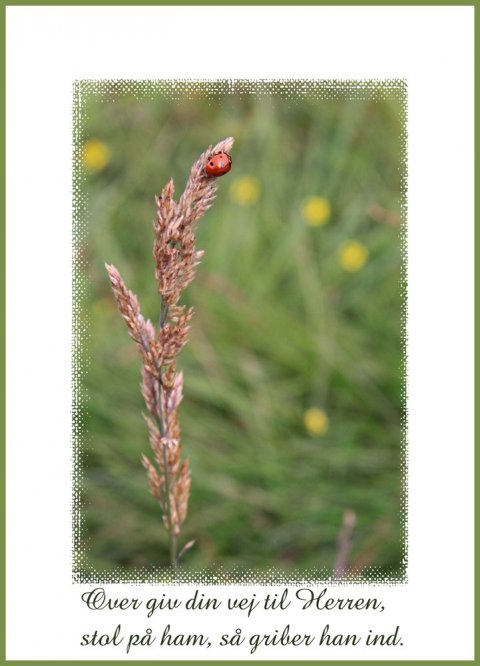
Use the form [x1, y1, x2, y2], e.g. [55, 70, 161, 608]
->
[205, 150, 232, 177]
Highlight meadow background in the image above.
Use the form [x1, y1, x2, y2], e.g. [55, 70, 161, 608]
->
[74, 81, 406, 580]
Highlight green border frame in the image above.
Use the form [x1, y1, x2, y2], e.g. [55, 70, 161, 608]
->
[0, 0, 476, 4]
[2, 1, 476, 665]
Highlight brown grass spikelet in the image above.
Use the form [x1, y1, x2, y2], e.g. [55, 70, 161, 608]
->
[105, 263, 155, 359]
[142, 454, 163, 504]
[141, 366, 158, 419]
[106, 138, 234, 567]
[154, 137, 234, 308]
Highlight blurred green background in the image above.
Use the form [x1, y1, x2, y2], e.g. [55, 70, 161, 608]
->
[74, 81, 406, 580]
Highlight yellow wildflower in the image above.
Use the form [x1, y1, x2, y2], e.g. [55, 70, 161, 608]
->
[230, 176, 260, 206]
[302, 196, 331, 226]
[83, 139, 110, 172]
[339, 241, 369, 272]
[304, 407, 329, 437]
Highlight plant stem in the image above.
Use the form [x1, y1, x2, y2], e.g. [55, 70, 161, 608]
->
[158, 294, 177, 569]
[159, 298, 169, 328]
[162, 442, 177, 568]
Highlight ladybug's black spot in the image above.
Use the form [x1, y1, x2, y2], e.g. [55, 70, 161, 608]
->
[209, 161, 214, 166]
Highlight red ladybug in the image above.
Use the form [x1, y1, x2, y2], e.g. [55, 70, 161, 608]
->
[205, 151, 232, 177]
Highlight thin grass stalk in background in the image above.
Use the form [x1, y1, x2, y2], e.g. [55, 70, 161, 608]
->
[333, 509, 356, 578]
[106, 137, 234, 567]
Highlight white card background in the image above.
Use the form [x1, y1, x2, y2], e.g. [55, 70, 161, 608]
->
[6, 5, 474, 661]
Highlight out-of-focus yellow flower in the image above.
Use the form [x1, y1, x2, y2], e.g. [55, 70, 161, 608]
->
[339, 241, 369, 272]
[230, 176, 260, 206]
[83, 139, 110, 172]
[304, 407, 329, 437]
[302, 196, 331, 226]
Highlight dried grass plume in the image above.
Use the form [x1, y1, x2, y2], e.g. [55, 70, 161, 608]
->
[106, 137, 234, 567]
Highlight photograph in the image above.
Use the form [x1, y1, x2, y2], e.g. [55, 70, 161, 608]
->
[72, 79, 407, 584]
